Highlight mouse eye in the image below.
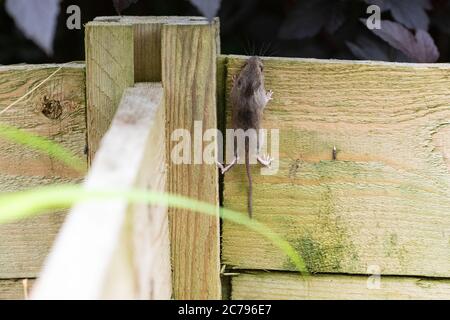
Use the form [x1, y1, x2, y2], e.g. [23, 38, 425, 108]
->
[260, 64, 264, 72]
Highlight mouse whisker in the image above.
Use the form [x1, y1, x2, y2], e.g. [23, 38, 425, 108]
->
[259, 42, 267, 57]
[263, 42, 272, 56]
[244, 38, 250, 56]
[262, 42, 275, 57]
[265, 42, 280, 57]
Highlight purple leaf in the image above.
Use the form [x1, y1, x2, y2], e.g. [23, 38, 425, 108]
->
[365, 0, 431, 30]
[389, 0, 431, 30]
[346, 35, 410, 62]
[112, 0, 138, 15]
[414, 29, 440, 62]
[189, 0, 222, 21]
[369, 20, 439, 62]
[364, 0, 391, 11]
[279, 0, 347, 40]
[5, 0, 61, 55]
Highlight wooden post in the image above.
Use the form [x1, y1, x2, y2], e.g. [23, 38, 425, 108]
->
[85, 22, 134, 165]
[32, 84, 170, 300]
[93, 16, 212, 83]
[162, 21, 221, 299]
[94, 16, 173, 82]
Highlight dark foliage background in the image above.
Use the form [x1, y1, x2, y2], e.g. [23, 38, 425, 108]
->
[1, 0, 450, 65]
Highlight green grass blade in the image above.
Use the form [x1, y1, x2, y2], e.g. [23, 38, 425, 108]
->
[0, 123, 86, 173]
[0, 185, 308, 276]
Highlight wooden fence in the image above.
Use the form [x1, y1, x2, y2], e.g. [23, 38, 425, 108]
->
[33, 83, 170, 299]
[222, 56, 450, 299]
[0, 63, 86, 299]
[0, 16, 450, 300]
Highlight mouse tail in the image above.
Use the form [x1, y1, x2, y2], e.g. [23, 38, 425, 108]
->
[245, 137, 252, 218]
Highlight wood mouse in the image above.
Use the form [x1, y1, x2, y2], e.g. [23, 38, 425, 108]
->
[217, 56, 273, 218]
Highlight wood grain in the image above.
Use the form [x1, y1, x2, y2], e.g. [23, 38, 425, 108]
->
[85, 22, 134, 165]
[94, 16, 215, 83]
[0, 64, 86, 279]
[133, 22, 164, 82]
[126, 17, 194, 82]
[222, 56, 450, 278]
[0, 279, 34, 300]
[33, 84, 171, 300]
[162, 22, 221, 299]
[232, 272, 450, 300]
[96, 17, 181, 82]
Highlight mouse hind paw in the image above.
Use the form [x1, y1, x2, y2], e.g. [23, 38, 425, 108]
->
[216, 156, 239, 175]
[257, 154, 274, 168]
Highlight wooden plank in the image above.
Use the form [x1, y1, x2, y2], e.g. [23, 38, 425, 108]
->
[0, 63, 87, 278]
[0, 213, 66, 279]
[162, 22, 221, 299]
[94, 16, 214, 82]
[0, 279, 34, 300]
[222, 56, 450, 277]
[232, 272, 450, 300]
[32, 83, 170, 300]
[85, 22, 134, 165]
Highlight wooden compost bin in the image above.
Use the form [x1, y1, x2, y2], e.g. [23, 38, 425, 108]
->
[0, 16, 449, 300]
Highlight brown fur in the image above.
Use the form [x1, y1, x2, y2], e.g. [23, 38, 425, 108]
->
[230, 56, 270, 218]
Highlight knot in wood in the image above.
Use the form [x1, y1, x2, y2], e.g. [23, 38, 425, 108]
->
[41, 96, 63, 120]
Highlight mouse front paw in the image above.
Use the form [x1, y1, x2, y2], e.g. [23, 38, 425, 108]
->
[266, 90, 274, 102]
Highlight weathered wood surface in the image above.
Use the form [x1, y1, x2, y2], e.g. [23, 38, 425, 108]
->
[94, 16, 215, 82]
[162, 22, 221, 299]
[0, 213, 66, 279]
[85, 22, 134, 165]
[232, 272, 450, 300]
[85, 17, 210, 163]
[95, 16, 174, 82]
[92, 16, 221, 299]
[0, 279, 34, 300]
[222, 56, 450, 278]
[133, 22, 164, 82]
[33, 83, 170, 300]
[0, 64, 86, 279]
